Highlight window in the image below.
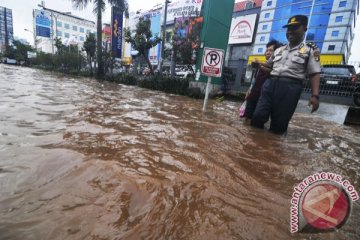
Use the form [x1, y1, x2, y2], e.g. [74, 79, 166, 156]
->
[328, 45, 335, 51]
[64, 23, 70, 29]
[72, 25, 77, 31]
[56, 30, 62, 37]
[86, 29, 90, 34]
[339, 1, 346, 7]
[80, 36, 84, 41]
[262, 25, 268, 30]
[245, 1, 254, 9]
[331, 31, 339, 37]
[57, 21, 62, 27]
[335, 16, 343, 22]
[264, 13, 270, 19]
[267, 1, 272, 6]
[80, 27, 84, 33]
[64, 32, 69, 38]
[260, 36, 265, 42]
[258, 48, 263, 53]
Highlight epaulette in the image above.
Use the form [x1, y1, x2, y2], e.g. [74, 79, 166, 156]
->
[306, 42, 320, 62]
[306, 42, 319, 50]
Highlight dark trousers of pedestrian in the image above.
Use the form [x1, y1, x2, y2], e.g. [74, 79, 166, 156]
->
[251, 78, 303, 134]
[244, 98, 258, 119]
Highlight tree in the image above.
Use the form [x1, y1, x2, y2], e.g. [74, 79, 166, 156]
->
[82, 33, 96, 76]
[124, 17, 161, 76]
[71, 0, 128, 77]
[4, 40, 34, 64]
[54, 37, 65, 54]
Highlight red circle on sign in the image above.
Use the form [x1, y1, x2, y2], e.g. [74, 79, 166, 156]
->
[205, 51, 221, 66]
[301, 183, 350, 230]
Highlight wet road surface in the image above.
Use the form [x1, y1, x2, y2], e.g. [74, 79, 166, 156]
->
[0, 65, 359, 239]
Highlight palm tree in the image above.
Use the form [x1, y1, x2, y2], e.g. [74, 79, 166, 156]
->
[71, 0, 128, 77]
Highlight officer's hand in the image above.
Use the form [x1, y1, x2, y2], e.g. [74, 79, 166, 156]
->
[308, 96, 319, 113]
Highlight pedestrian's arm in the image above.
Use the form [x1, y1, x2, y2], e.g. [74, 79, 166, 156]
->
[308, 73, 320, 113]
[259, 65, 272, 73]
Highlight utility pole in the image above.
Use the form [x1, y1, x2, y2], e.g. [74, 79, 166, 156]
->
[24, 28, 37, 50]
[158, 0, 170, 73]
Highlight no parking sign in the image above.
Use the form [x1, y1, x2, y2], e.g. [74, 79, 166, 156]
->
[201, 47, 225, 78]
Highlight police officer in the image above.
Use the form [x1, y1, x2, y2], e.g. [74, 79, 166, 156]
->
[250, 15, 321, 134]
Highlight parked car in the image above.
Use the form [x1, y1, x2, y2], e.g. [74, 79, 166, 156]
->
[4, 58, 17, 65]
[320, 64, 357, 92]
[175, 65, 195, 79]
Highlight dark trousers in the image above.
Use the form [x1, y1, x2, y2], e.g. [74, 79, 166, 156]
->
[251, 78, 303, 134]
[244, 98, 258, 119]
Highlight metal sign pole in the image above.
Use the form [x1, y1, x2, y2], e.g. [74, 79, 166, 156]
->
[202, 76, 212, 111]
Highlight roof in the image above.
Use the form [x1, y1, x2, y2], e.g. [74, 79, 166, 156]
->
[39, 6, 95, 25]
[234, 0, 263, 12]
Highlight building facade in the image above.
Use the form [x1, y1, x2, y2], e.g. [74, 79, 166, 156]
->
[33, 6, 96, 53]
[253, 0, 359, 62]
[0, 6, 13, 53]
[225, 0, 263, 89]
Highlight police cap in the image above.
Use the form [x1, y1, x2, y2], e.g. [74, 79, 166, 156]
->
[283, 15, 308, 28]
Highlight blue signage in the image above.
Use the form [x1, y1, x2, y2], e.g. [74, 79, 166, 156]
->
[35, 9, 51, 38]
[36, 25, 51, 38]
[111, 7, 123, 58]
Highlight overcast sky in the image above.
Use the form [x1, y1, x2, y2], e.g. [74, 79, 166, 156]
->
[2, 0, 360, 62]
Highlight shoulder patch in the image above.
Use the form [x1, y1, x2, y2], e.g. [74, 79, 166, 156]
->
[306, 42, 319, 50]
[306, 42, 320, 62]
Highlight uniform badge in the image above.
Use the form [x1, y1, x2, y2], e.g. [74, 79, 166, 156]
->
[299, 47, 306, 54]
[313, 49, 320, 62]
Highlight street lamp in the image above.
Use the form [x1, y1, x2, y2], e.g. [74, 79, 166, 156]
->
[24, 28, 37, 50]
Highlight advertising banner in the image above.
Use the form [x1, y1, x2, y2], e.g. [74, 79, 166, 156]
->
[166, 0, 203, 24]
[148, 12, 161, 65]
[111, 7, 123, 58]
[34, 9, 51, 38]
[228, 14, 257, 44]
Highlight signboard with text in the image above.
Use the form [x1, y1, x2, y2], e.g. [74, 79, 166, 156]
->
[228, 14, 257, 44]
[201, 47, 224, 78]
[111, 7, 123, 58]
[166, 0, 203, 24]
[35, 9, 51, 38]
[147, 12, 161, 65]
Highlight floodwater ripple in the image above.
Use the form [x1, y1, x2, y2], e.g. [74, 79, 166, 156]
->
[0, 65, 359, 240]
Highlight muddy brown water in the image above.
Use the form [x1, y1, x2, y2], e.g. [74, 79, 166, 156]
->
[0, 65, 359, 240]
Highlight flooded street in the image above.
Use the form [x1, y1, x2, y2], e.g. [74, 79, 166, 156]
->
[0, 65, 359, 240]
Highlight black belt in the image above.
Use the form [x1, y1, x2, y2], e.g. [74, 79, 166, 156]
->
[270, 76, 303, 84]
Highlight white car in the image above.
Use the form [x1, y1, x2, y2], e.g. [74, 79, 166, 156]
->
[5, 58, 17, 65]
[175, 66, 195, 79]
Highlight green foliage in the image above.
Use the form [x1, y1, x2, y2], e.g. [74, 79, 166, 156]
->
[32, 42, 86, 73]
[124, 17, 161, 75]
[83, 33, 96, 76]
[71, 0, 129, 77]
[137, 75, 189, 95]
[104, 73, 190, 96]
[4, 40, 34, 64]
[106, 73, 137, 85]
[55, 37, 65, 53]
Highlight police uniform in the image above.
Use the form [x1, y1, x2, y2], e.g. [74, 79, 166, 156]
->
[251, 15, 321, 134]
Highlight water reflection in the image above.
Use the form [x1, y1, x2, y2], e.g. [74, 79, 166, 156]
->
[0, 65, 359, 239]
